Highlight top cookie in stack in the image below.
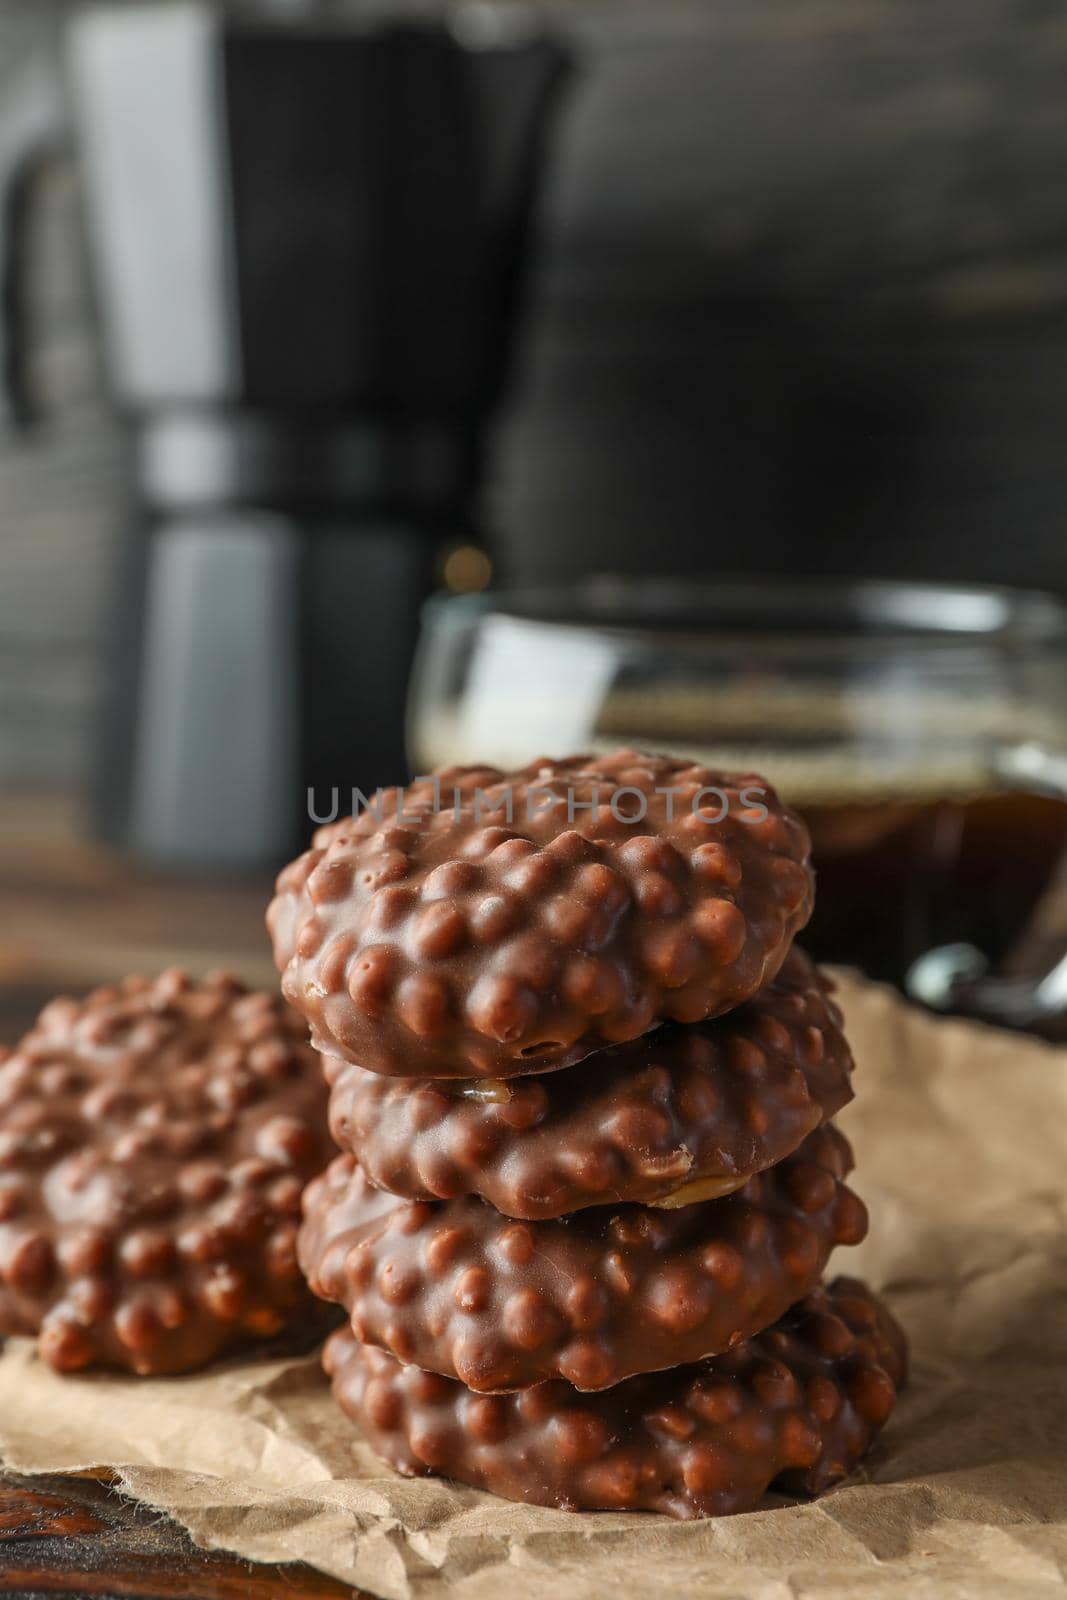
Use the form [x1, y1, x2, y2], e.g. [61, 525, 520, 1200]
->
[268, 750, 813, 1079]
[271, 750, 905, 1519]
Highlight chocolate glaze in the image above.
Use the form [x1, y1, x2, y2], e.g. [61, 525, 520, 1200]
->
[0, 971, 337, 1375]
[268, 751, 813, 1080]
[324, 1275, 906, 1519]
[325, 946, 852, 1219]
[299, 1124, 866, 1392]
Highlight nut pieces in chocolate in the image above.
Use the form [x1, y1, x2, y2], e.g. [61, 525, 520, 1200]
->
[0, 745, 904, 1530]
[287, 748, 906, 1518]
[0, 971, 336, 1375]
[324, 946, 854, 1219]
[299, 1123, 867, 1392]
[269, 750, 814, 1079]
[324, 1276, 906, 1520]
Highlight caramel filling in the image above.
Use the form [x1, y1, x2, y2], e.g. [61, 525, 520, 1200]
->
[651, 1171, 748, 1208]
[454, 1078, 513, 1104]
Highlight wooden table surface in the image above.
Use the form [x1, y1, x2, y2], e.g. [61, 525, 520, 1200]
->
[0, 793, 365, 1600]
[0, 1475, 355, 1599]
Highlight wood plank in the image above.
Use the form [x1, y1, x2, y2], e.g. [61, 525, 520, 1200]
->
[0, 1475, 359, 1599]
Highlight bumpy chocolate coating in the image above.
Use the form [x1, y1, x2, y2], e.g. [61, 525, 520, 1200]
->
[300, 1124, 865, 1393]
[324, 1275, 906, 1519]
[325, 947, 852, 1219]
[0, 971, 337, 1376]
[268, 750, 813, 1079]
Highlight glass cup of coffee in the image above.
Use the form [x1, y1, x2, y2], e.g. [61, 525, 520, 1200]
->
[408, 577, 1067, 1032]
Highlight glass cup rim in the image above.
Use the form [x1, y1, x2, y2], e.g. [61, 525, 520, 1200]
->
[426, 575, 1067, 650]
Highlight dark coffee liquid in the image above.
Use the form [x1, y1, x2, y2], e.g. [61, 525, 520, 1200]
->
[800, 789, 1067, 984]
[588, 685, 1067, 985]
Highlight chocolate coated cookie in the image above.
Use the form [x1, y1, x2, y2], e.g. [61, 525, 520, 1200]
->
[325, 947, 852, 1218]
[0, 971, 336, 1375]
[300, 1124, 866, 1392]
[268, 750, 813, 1079]
[324, 1276, 906, 1519]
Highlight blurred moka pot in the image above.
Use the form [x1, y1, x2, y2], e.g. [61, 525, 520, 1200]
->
[1, 3, 569, 866]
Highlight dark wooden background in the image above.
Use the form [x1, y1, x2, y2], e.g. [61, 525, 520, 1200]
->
[5, 0, 1067, 796]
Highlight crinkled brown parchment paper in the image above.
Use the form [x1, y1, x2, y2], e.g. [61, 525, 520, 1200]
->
[2, 971, 1067, 1600]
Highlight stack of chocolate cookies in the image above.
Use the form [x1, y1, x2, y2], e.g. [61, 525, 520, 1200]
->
[271, 751, 905, 1518]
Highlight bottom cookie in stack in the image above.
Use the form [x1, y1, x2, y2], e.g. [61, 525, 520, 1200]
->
[323, 1276, 906, 1520]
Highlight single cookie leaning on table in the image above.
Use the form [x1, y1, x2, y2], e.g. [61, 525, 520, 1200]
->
[299, 1124, 867, 1393]
[0, 970, 337, 1376]
[267, 749, 814, 1080]
[323, 1276, 907, 1520]
[325, 945, 852, 1219]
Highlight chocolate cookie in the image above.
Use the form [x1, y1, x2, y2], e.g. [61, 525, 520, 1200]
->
[325, 947, 852, 1219]
[268, 750, 813, 1079]
[299, 1124, 865, 1392]
[0, 971, 337, 1376]
[324, 1275, 906, 1519]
